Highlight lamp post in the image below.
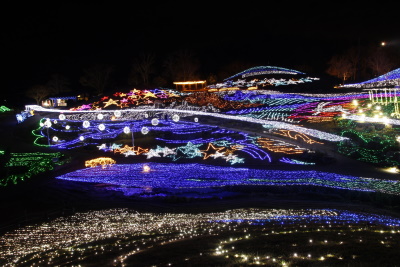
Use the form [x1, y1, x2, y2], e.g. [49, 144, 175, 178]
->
[44, 119, 52, 146]
[124, 125, 134, 147]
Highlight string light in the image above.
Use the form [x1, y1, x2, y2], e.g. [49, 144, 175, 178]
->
[1, 208, 400, 266]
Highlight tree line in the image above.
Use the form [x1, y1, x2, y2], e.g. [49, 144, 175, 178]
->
[326, 42, 400, 85]
[25, 49, 229, 105]
[25, 43, 400, 105]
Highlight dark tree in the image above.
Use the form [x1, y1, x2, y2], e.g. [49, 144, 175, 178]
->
[326, 54, 355, 85]
[163, 49, 200, 82]
[128, 52, 156, 88]
[46, 74, 71, 95]
[79, 64, 114, 96]
[25, 85, 51, 105]
[365, 46, 397, 77]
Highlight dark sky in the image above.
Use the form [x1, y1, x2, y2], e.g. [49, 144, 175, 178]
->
[4, 1, 399, 96]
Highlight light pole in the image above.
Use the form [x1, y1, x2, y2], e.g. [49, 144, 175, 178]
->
[123, 125, 134, 147]
[44, 119, 52, 146]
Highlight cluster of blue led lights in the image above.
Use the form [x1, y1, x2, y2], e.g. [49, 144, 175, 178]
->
[56, 163, 400, 196]
[212, 209, 400, 227]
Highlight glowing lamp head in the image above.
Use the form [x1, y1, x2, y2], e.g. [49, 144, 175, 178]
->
[141, 126, 149, 135]
[114, 110, 121, 118]
[172, 114, 180, 122]
[151, 118, 159, 126]
[143, 165, 150, 173]
[44, 119, 52, 128]
[123, 126, 130, 134]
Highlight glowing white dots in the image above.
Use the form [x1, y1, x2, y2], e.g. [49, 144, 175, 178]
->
[114, 110, 121, 117]
[98, 124, 105, 131]
[82, 121, 90, 128]
[52, 136, 58, 142]
[44, 119, 52, 128]
[141, 127, 149, 135]
[97, 113, 104, 120]
[172, 114, 180, 122]
[123, 126, 130, 134]
[151, 118, 159, 126]
[79, 136, 85, 141]
[59, 114, 66, 120]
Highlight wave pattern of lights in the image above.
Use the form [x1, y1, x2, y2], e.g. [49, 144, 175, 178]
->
[55, 163, 400, 196]
[27, 105, 349, 142]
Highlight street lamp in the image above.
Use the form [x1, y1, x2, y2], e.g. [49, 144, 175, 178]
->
[123, 125, 134, 147]
[44, 119, 52, 146]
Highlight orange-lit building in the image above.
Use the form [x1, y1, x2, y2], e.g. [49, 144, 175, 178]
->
[173, 81, 207, 92]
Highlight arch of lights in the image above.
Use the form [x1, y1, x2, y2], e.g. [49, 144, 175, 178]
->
[223, 66, 306, 81]
[1, 208, 400, 266]
[342, 68, 400, 89]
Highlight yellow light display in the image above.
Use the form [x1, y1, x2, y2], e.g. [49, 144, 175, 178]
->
[85, 157, 116, 169]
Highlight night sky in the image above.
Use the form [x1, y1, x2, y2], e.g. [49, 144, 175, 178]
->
[4, 1, 399, 99]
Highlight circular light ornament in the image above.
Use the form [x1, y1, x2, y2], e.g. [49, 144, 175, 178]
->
[172, 114, 180, 122]
[39, 121, 44, 127]
[123, 126, 131, 134]
[53, 120, 58, 124]
[98, 124, 105, 131]
[65, 125, 70, 130]
[82, 121, 90, 128]
[97, 113, 104, 120]
[114, 110, 122, 118]
[151, 118, 159, 126]
[194, 117, 199, 122]
[79, 136, 85, 141]
[59, 114, 66, 120]
[144, 113, 149, 118]
[44, 119, 52, 128]
[141, 126, 149, 135]
[52, 136, 59, 142]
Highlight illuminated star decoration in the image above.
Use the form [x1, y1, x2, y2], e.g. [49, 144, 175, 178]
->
[200, 143, 225, 159]
[226, 154, 245, 165]
[103, 98, 119, 108]
[144, 148, 162, 159]
[123, 150, 136, 157]
[171, 142, 202, 161]
[156, 146, 177, 157]
[97, 144, 108, 151]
